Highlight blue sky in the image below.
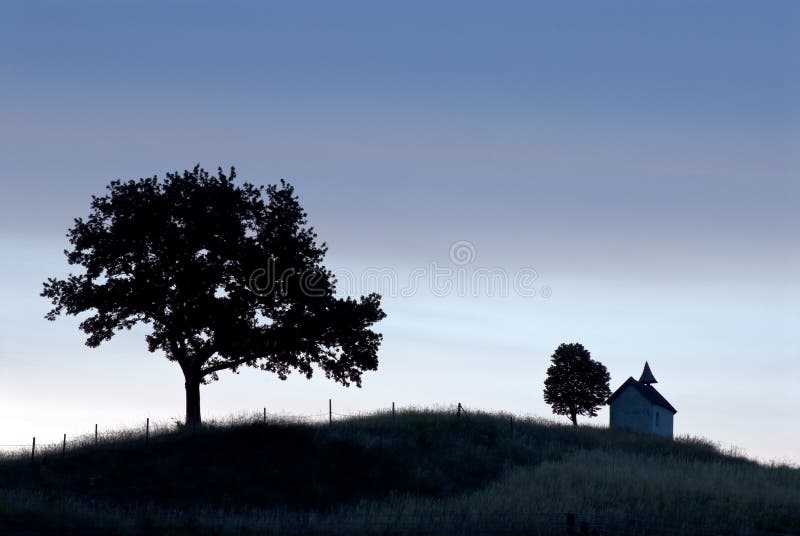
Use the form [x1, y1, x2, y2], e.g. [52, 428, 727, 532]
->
[0, 1, 798, 462]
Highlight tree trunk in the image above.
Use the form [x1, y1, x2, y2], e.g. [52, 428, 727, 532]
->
[184, 376, 202, 430]
[570, 411, 578, 427]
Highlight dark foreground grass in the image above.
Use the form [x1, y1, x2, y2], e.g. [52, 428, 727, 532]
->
[0, 409, 797, 535]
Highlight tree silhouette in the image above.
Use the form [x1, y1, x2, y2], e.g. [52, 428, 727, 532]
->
[42, 166, 385, 428]
[543, 342, 610, 426]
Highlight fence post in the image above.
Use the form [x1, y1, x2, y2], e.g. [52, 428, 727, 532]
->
[146, 418, 150, 444]
[392, 402, 395, 419]
[31, 437, 35, 464]
[565, 513, 576, 533]
[328, 399, 332, 426]
[61, 434, 66, 460]
[263, 407, 266, 423]
[457, 403, 462, 417]
[510, 415, 513, 432]
[95, 424, 98, 446]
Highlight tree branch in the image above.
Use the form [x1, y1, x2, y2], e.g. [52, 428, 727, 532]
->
[200, 356, 255, 376]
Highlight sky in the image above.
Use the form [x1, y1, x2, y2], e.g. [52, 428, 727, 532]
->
[0, 1, 798, 463]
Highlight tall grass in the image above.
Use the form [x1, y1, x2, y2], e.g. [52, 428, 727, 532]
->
[0, 408, 797, 535]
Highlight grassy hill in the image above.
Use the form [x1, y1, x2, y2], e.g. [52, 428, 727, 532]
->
[0, 409, 797, 535]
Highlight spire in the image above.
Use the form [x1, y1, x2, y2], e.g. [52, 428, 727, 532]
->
[639, 361, 657, 384]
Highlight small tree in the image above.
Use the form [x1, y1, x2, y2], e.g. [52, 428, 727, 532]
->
[42, 166, 385, 428]
[543, 342, 610, 426]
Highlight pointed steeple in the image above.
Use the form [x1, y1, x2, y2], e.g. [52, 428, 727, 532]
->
[639, 361, 657, 384]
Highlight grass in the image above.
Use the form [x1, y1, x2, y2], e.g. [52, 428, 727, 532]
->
[0, 409, 797, 535]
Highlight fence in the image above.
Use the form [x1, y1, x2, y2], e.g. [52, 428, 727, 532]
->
[0, 399, 444, 464]
[0, 399, 528, 469]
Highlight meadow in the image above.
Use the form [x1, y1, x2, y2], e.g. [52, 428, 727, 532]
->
[0, 409, 797, 535]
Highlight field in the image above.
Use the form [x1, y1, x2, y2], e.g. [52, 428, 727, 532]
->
[0, 409, 797, 535]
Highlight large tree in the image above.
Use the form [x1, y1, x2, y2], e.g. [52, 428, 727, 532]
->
[42, 166, 385, 428]
[543, 342, 610, 426]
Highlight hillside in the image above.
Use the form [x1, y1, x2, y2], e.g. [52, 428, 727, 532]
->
[0, 410, 797, 535]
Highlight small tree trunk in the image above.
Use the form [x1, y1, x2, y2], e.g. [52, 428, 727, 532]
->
[184, 376, 202, 430]
[570, 411, 578, 427]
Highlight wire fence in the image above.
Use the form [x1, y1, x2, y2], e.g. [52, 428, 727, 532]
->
[0, 399, 635, 460]
[0, 399, 422, 462]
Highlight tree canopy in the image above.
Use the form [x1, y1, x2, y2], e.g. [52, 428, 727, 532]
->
[543, 342, 611, 426]
[42, 166, 385, 428]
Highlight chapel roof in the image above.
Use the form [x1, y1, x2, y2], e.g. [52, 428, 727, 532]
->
[607, 376, 677, 414]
